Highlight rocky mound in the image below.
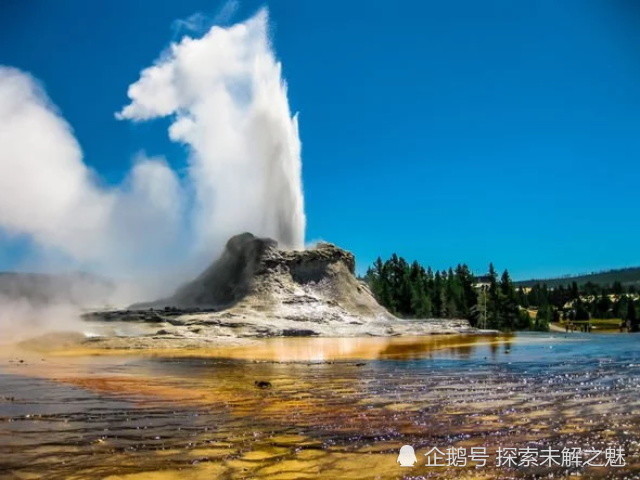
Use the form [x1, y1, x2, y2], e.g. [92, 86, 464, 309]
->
[133, 233, 277, 310]
[86, 233, 475, 339]
[132, 232, 397, 323]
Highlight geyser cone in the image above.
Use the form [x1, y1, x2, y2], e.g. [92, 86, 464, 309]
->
[117, 233, 475, 339]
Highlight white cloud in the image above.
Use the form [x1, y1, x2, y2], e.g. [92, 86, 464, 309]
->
[0, 67, 185, 286]
[0, 67, 114, 261]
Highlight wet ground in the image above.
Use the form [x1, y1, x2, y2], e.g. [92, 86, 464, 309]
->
[1, 332, 640, 479]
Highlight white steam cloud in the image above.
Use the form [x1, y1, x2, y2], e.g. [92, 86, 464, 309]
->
[0, 9, 305, 305]
[118, 8, 305, 254]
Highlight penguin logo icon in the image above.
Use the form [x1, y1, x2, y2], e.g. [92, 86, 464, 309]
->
[397, 445, 417, 467]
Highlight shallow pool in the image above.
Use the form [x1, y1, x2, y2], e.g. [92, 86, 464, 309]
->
[1, 332, 639, 479]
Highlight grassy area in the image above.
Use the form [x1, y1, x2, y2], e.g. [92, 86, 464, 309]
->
[559, 318, 624, 331]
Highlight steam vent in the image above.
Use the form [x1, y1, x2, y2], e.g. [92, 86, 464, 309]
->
[91, 233, 474, 338]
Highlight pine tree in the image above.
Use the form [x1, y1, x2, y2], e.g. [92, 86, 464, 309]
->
[595, 293, 612, 319]
[534, 305, 552, 331]
[499, 270, 520, 331]
[456, 264, 477, 318]
[570, 281, 579, 300]
[575, 300, 590, 321]
[628, 300, 639, 332]
[484, 263, 501, 329]
[433, 271, 447, 317]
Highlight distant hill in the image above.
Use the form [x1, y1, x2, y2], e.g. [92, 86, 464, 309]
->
[515, 267, 640, 288]
[0, 271, 113, 306]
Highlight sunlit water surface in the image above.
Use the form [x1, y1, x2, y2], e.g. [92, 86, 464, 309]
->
[1, 332, 640, 479]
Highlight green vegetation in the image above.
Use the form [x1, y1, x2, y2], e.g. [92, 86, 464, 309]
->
[365, 256, 640, 333]
[364, 256, 531, 331]
[566, 318, 622, 332]
[520, 281, 639, 332]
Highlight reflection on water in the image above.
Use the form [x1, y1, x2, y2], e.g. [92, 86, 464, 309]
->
[1, 333, 640, 479]
[53, 333, 522, 362]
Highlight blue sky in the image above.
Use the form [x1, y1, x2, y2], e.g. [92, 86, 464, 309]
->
[0, 0, 639, 279]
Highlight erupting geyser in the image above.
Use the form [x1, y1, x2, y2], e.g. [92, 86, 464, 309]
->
[117, 9, 306, 252]
[0, 9, 305, 298]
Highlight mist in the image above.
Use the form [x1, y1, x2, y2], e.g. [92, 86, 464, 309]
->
[0, 9, 305, 318]
[0, 10, 305, 341]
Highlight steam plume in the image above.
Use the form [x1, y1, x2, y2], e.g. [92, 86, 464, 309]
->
[0, 9, 305, 304]
[118, 8, 305, 253]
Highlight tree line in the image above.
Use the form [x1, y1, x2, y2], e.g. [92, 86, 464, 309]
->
[364, 256, 533, 331]
[364, 255, 640, 332]
[517, 281, 638, 330]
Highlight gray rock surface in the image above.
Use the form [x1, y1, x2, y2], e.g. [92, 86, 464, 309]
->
[85, 233, 477, 339]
